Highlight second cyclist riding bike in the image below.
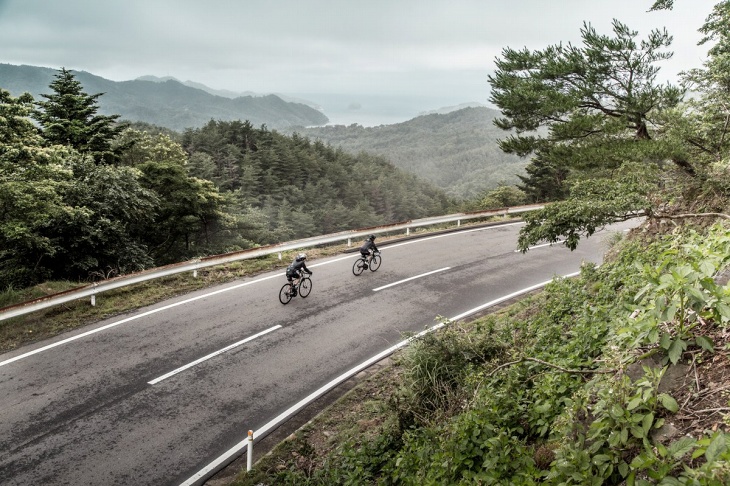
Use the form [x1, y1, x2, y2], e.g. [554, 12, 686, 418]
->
[353, 250, 381, 275]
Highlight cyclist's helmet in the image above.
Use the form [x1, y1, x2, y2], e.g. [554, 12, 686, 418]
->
[368, 234, 376, 241]
[296, 252, 307, 261]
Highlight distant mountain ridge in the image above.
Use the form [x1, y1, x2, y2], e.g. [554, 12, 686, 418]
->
[135, 75, 321, 109]
[0, 64, 328, 131]
[135, 75, 260, 99]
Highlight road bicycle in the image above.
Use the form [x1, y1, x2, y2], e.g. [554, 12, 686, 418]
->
[279, 274, 312, 304]
[352, 251, 381, 276]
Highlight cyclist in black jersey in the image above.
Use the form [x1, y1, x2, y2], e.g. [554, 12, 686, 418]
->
[286, 253, 312, 294]
[359, 235, 379, 268]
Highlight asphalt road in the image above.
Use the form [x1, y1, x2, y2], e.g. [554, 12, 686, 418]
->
[0, 220, 640, 485]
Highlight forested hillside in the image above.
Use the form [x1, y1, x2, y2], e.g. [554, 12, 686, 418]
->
[0, 63, 329, 131]
[287, 106, 527, 200]
[0, 69, 452, 290]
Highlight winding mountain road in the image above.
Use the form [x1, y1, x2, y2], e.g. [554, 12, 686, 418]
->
[0, 220, 640, 485]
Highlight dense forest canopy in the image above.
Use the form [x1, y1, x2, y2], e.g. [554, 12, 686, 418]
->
[288, 106, 527, 200]
[0, 69, 453, 290]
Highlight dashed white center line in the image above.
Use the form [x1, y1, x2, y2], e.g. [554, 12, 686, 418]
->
[372, 267, 451, 292]
[148, 325, 282, 385]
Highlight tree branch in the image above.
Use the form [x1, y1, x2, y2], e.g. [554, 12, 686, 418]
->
[653, 212, 730, 221]
[487, 357, 616, 377]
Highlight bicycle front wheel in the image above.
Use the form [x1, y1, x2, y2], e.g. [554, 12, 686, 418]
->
[279, 283, 293, 304]
[299, 277, 312, 298]
[352, 258, 365, 276]
[369, 254, 381, 271]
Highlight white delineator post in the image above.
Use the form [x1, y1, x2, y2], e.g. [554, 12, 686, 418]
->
[247, 430, 254, 471]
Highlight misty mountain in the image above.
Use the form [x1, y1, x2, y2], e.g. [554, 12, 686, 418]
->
[135, 75, 321, 109]
[136, 75, 259, 99]
[0, 63, 329, 131]
[285, 106, 527, 200]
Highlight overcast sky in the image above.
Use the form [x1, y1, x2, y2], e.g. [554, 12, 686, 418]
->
[0, 0, 721, 125]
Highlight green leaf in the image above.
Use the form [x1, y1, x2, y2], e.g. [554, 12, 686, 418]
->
[716, 302, 730, 321]
[627, 397, 643, 411]
[659, 332, 671, 350]
[667, 436, 696, 459]
[686, 286, 707, 304]
[630, 426, 645, 438]
[705, 433, 727, 462]
[658, 393, 679, 413]
[699, 260, 716, 277]
[611, 404, 625, 419]
[695, 335, 714, 352]
[667, 339, 685, 364]
[642, 412, 654, 433]
[662, 304, 678, 322]
[592, 454, 611, 465]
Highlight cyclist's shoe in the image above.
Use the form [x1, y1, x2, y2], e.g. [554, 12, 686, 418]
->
[291, 290, 297, 296]
[363, 264, 368, 269]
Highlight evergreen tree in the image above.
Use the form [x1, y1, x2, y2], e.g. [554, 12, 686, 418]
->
[0, 89, 74, 288]
[489, 18, 689, 201]
[33, 67, 127, 164]
[488, 18, 688, 250]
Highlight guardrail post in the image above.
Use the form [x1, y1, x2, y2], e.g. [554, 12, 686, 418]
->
[247, 430, 254, 471]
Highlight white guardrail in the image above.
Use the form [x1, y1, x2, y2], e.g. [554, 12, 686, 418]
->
[0, 204, 543, 322]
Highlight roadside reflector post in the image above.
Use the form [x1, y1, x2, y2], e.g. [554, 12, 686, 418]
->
[406, 228, 410, 236]
[91, 283, 97, 307]
[193, 269, 198, 278]
[278, 252, 282, 260]
[247, 430, 254, 471]
[347, 238, 351, 247]
[457, 219, 461, 227]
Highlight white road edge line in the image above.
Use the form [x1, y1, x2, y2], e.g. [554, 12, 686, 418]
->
[372, 267, 451, 292]
[179, 270, 580, 486]
[148, 325, 282, 385]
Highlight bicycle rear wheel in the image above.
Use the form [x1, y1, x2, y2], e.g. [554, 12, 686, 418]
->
[352, 258, 366, 276]
[369, 254, 381, 271]
[279, 283, 293, 304]
[299, 277, 312, 297]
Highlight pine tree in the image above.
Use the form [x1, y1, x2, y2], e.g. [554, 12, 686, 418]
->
[33, 67, 127, 164]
